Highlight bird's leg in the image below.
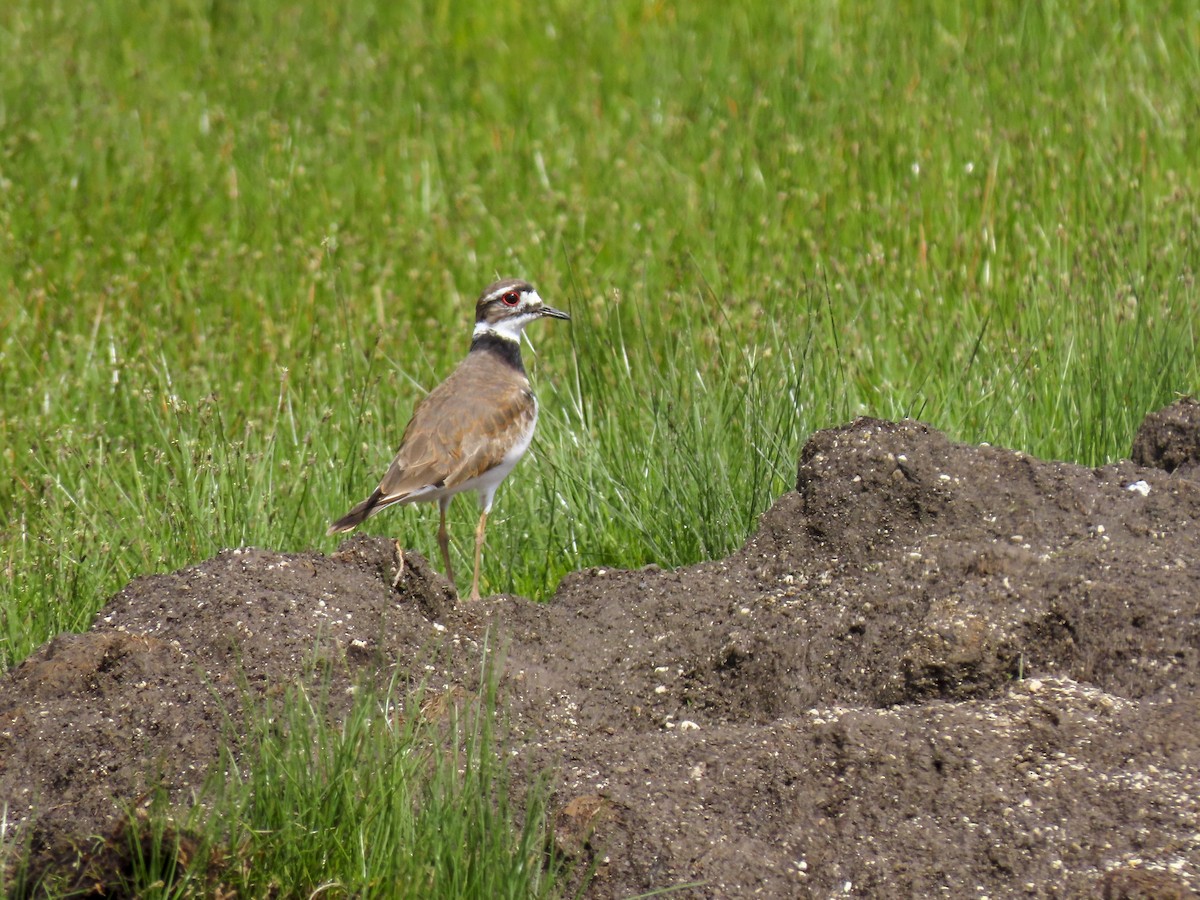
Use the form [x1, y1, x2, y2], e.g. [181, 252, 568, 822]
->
[469, 508, 489, 601]
[392, 540, 406, 589]
[437, 496, 456, 592]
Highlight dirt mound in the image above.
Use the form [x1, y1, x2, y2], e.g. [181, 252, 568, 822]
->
[4, 405, 1200, 897]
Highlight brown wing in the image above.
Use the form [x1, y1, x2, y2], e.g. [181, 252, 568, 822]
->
[374, 358, 535, 502]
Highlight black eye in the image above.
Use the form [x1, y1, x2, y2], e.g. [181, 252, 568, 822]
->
[501, 291, 520, 306]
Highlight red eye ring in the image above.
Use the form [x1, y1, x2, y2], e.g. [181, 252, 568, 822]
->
[501, 291, 521, 306]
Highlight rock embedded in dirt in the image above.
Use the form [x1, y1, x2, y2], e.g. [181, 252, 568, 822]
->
[2, 414, 1199, 897]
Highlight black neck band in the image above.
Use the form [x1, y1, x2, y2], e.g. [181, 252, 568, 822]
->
[470, 331, 526, 373]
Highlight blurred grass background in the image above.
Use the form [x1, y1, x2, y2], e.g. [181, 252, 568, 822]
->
[2, 0, 1198, 669]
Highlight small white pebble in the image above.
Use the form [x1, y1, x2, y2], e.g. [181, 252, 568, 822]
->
[1126, 480, 1151, 496]
[654, 685, 667, 694]
[679, 720, 699, 731]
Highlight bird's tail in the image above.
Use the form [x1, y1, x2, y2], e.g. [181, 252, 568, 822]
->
[327, 488, 385, 535]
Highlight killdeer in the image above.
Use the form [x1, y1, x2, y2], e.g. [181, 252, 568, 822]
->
[328, 278, 570, 601]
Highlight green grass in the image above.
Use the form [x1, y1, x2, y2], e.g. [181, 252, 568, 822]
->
[4, 661, 560, 898]
[203, 668, 555, 899]
[2, 0, 1199, 893]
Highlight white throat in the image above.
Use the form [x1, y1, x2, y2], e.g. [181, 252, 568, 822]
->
[473, 317, 527, 342]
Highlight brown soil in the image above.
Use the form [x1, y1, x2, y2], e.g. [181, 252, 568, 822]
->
[4, 404, 1200, 898]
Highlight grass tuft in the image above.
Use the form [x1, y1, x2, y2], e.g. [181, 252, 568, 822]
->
[187, 665, 556, 898]
[1, 655, 560, 899]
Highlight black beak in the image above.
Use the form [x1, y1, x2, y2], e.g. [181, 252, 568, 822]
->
[540, 305, 570, 320]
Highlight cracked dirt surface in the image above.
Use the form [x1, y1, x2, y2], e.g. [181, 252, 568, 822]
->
[3, 403, 1200, 897]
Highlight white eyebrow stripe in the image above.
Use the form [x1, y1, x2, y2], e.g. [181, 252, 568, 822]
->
[483, 283, 530, 303]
